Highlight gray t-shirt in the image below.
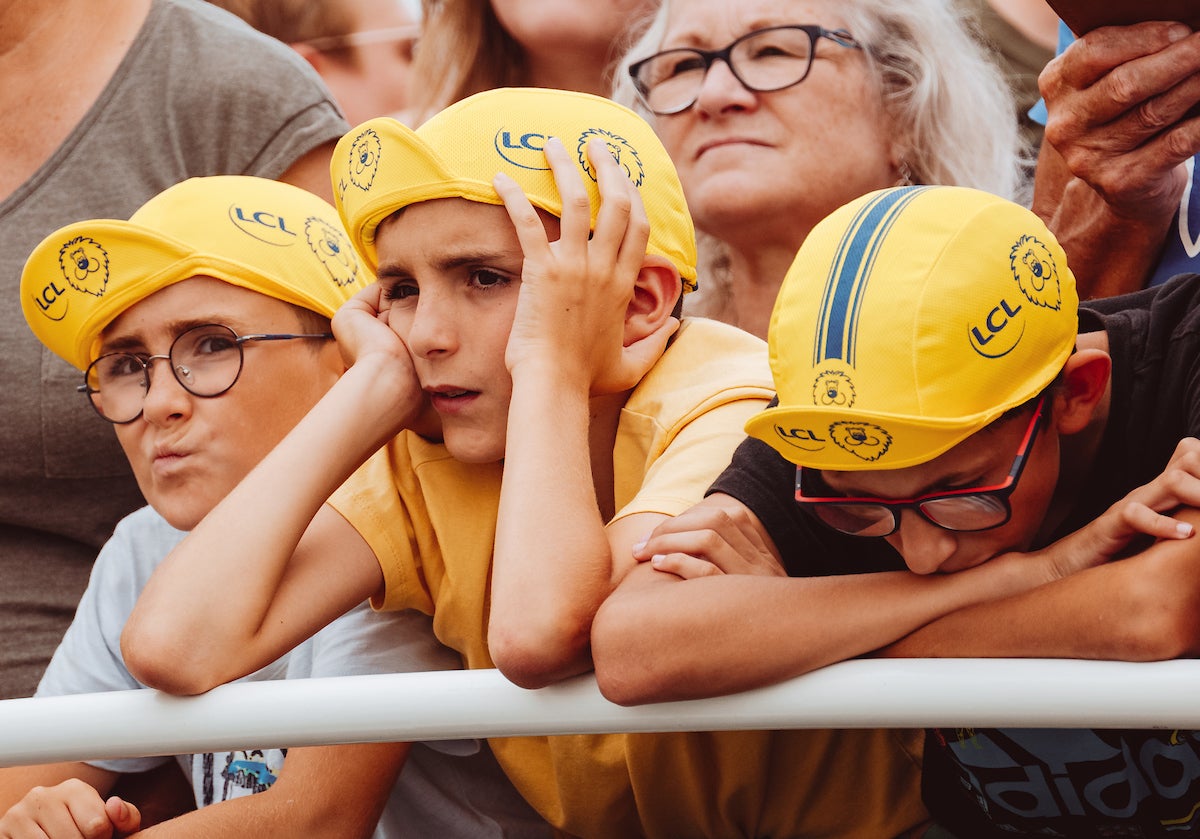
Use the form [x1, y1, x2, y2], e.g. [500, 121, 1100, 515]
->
[0, 0, 347, 699]
[37, 506, 551, 839]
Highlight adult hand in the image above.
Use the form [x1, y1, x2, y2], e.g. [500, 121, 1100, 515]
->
[1040, 21, 1200, 224]
[0, 780, 140, 839]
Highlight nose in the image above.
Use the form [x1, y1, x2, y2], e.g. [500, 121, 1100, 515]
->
[693, 57, 758, 116]
[890, 511, 958, 576]
[402, 289, 460, 360]
[139, 356, 193, 426]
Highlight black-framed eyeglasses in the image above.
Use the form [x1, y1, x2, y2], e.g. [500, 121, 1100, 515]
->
[794, 396, 1046, 538]
[628, 24, 863, 116]
[79, 323, 333, 424]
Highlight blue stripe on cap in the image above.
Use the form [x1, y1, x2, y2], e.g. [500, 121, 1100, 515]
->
[814, 186, 929, 367]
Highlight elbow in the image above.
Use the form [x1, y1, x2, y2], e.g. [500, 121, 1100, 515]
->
[488, 615, 591, 690]
[1111, 569, 1200, 661]
[593, 660, 664, 707]
[591, 607, 675, 706]
[121, 618, 223, 696]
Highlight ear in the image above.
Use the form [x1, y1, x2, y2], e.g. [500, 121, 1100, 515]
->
[290, 42, 327, 73]
[1051, 348, 1111, 435]
[623, 254, 682, 348]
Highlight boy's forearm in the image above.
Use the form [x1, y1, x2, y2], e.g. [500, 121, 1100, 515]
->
[122, 360, 402, 693]
[882, 512, 1200, 660]
[134, 744, 408, 839]
[593, 552, 1059, 705]
[490, 369, 612, 688]
[0, 763, 117, 814]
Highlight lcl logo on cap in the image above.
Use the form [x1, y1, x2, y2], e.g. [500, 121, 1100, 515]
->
[494, 130, 552, 171]
[229, 205, 298, 247]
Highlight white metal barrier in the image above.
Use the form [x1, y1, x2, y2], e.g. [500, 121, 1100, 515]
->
[3, 658, 1200, 767]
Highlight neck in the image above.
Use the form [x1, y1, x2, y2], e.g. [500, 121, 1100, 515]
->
[719, 240, 808, 340]
[525, 52, 612, 97]
[1038, 330, 1113, 542]
[0, 0, 147, 54]
[0, 0, 47, 55]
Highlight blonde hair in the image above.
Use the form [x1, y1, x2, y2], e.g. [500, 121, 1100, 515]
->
[409, 0, 658, 124]
[407, 0, 528, 124]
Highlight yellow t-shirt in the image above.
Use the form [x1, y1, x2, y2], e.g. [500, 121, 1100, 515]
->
[330, 318, 926, 838]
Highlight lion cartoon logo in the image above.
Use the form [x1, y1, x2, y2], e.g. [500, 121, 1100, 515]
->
[1009, 235, 1061, 310]
[830, 421, 892, 462]
[347, 129, 382, 192]
[812, 370, 856, 408]
[305, 218, 358, 287]
[58, 236, 109, 297]
[577, 128, 644, 187]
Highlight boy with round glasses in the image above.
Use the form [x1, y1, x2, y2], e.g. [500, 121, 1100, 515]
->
[7, 175, 548, 838]
[593, 184, 1200, 837]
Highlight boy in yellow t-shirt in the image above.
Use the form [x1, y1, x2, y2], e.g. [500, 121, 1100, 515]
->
[124, 89, 927, 838]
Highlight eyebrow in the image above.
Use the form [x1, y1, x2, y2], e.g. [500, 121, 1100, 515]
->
[376, 248, 521, 280]
[661, 19, 785, 49]
[99, 317, 247, 354]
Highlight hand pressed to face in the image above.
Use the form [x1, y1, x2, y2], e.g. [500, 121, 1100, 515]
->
[373, 199, 527, 464]
[494, 136, 676, 395]
[330, 280, 435, 438]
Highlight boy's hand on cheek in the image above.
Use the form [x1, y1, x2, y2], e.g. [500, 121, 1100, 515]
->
[333, 282, 427, 428]
[496, 136, 661, 394]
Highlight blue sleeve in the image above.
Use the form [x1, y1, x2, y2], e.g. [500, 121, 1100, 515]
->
[1028, 20, 1076, 126]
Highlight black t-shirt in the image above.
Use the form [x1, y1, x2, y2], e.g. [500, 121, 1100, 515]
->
[709, 275, 1200, 837]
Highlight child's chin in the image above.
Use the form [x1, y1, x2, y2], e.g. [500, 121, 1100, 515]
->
[443, 433, 505, 465]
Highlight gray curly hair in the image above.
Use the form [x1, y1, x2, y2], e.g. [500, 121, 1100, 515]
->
[613, 0, 1026, 201]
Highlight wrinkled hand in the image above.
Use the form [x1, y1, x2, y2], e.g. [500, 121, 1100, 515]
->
[632, 495, 785, 580]
[332, 282, 435, 435]
[0, 780, 140, 839]
[1039, 22, 1200, 223]
[496, 136, 677, 395]
[1044, 437, 1200, 581]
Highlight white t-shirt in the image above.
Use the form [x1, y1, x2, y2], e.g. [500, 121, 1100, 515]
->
[37, 506, 549, 838]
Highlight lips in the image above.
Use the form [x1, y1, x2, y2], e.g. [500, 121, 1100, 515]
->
[695, 137, 768, 159]
[426, 386, 480, 415]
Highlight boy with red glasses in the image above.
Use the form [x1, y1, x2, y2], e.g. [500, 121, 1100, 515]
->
[593, 185, 1200, 838]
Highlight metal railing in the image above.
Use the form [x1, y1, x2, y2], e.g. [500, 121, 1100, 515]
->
[4, 658, 1199, 767]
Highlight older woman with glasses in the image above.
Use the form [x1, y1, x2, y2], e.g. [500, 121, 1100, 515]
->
[615, 0, 1026, 338]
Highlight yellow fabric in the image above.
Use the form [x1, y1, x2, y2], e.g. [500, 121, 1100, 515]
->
[329, 318, 927, 837]
[21, 176, 368, 371]
[331, 88, 698, 290]
[747, 185, 1078, 471]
